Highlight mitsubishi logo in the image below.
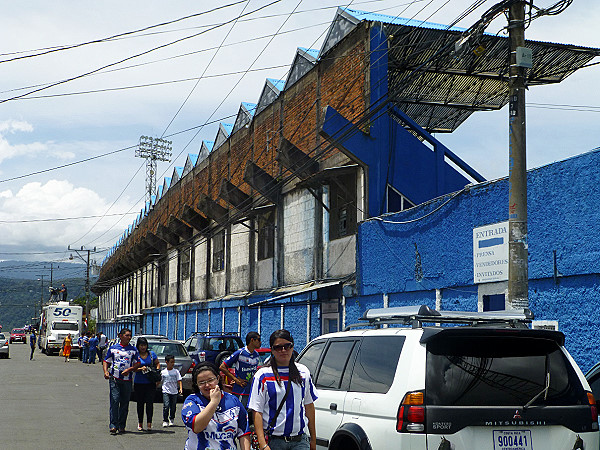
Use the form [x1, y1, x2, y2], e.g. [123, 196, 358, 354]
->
[513, 410, 522, 419]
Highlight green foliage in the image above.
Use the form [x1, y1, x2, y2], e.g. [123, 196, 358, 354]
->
[0, 277, 88, 331]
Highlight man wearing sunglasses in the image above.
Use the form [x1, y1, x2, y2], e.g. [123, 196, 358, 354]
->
[220, 331, 261, 409]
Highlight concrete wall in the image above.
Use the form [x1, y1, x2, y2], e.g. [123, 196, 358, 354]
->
[194, 238, 208, 300]
[167, 249, 178, 304]
[230, 221, 251, 294]
[283, 189, 316, 284]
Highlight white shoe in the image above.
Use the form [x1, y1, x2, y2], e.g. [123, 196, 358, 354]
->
[162, 421, 168, 427]
[168, 419, 174, 427]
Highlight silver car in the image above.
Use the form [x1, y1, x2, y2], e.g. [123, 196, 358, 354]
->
[0, 333, 9, 358]
[130, 335, 194, 396]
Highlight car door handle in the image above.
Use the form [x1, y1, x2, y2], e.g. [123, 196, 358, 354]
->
[329, 403, 337, 411]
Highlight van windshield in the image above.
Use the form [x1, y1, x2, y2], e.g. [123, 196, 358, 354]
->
[52, 322, 79, 331]
[426, 333, 587, 407]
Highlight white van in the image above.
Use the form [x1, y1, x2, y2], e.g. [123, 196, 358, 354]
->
[297, 305, 599, 450]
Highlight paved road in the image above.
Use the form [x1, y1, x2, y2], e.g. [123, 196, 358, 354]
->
[0, 341, 189, 449]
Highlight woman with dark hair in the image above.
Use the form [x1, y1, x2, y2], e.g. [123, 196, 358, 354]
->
[181, 362, 251, 450]
[248, 329, 318, 450]
[134, 337, 160, 431]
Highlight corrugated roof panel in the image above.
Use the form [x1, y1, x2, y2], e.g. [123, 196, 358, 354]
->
[285, 47, 319, 90]
[267, 78, 285, 92]
[298, 47, 319, 61]
[214, 123, 234, 150]
[256, 79, 286, 115]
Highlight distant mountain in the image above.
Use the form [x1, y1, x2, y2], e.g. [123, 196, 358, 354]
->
[0, 261, 94, 331]
[0, 260, 86, 281]
[0, 276, 90, 331]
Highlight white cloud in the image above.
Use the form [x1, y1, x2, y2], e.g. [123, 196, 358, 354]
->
[0, 120, 33, 133]
[0, 120, 76, 164]
[0, 179, 136, 248]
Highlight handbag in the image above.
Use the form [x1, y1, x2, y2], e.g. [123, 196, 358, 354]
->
[146, 366, 162, 383]
[251, 379, 292, 450]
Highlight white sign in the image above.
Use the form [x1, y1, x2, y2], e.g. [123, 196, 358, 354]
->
[473, 221, 509, 284]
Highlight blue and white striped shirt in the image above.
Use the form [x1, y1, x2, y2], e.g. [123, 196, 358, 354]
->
[104, 343, 139, 381]
[182, 392, 249, 450]
[248, 363, 318, 437]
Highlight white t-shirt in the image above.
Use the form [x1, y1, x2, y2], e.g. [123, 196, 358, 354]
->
[161, 367, 182, 394]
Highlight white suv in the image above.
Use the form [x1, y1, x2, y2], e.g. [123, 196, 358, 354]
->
[296, 305, 599, 450]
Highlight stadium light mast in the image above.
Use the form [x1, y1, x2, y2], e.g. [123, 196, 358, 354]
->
[136, 136, 172, 203]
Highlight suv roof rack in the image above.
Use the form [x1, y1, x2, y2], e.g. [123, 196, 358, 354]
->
[189, 331, 240, 336]
[345, 304, 534, 330]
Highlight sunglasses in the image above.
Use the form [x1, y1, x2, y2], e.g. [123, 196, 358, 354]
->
[272, 343, 294, 352]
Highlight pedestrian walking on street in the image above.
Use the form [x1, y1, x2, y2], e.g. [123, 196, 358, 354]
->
[77, 334, 84, 361]
[219, 331, 261, 409]
[88, 333, 98, 364]
[249, 329, 318, 450]
[98, 331, 107, 362]
[161, 354, 182, 427]
[82, 332, 90, 363]
[134, 337, 160, 432]
[62, 333, 72, 362]
[103, 327, 141, 435]
[181, 362, 251, 450]
[29, 330, 36, 360]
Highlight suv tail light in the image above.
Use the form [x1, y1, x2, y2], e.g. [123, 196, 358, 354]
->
[397, 391, 425, 433]
[187, 362, 196, 374]
[587, 392, 598, 426]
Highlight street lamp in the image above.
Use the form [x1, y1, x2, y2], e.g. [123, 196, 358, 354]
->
[68, 245, 97, 331]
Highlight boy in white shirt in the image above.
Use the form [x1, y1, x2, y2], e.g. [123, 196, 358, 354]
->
[161, 354, 182, 427]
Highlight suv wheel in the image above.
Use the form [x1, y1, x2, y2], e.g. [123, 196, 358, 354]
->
[215, 351, 232, 367]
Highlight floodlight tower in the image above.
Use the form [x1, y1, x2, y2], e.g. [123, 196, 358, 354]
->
[136, 136, 172, 203]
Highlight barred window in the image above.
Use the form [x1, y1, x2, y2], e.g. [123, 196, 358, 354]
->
[179, 247, 191, 280]
[329, 173, 357, 240]
[212, 230, 225, 272]
[257, 210, 275, 260]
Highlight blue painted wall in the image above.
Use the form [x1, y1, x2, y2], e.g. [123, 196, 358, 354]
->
[356, 149, 600, 372]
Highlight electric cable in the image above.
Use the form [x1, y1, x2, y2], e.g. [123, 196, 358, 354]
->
[0, 2, 248, 64]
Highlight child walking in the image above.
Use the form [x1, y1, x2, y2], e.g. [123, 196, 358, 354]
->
[161, 354, 182, 427]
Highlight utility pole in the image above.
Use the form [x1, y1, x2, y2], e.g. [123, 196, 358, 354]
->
[36, 275, 45, 318]
[507, 0, 530, 309]
[68, 245, 96, 331]
[136, 136, 172, 204]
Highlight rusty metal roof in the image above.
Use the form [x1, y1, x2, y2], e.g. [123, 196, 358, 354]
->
[343, 8, 600, 133]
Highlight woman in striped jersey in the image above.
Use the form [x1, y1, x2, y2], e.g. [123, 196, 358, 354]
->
[249, 329, 318, 450]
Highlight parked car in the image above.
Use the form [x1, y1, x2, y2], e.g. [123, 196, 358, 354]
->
[129, 335, 194, 401]
[0, 333, 9, 358]
[297, 305, 599, 450]
[9, 328, 26, 344]
[183, 332, 243, 367]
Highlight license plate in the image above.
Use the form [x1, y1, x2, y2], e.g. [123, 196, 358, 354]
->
[493, 430, 532, 450]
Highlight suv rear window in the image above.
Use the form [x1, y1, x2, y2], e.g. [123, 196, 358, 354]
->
[426, 334, 587, 407]
[349, 336, 404, 394]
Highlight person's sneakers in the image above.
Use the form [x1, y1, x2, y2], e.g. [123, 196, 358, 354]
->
[137, 425, 143, 431]
[109, 428, 117, 435]
[162, 421, 169, 427]
[169, 419, 174, 427]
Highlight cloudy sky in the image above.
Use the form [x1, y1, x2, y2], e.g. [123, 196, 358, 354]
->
[0, 0, 598, 265]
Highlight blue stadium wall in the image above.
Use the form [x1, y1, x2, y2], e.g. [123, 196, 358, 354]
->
[356, 148, 600, 372]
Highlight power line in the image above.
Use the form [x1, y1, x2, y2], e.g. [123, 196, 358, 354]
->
[0, 212, 138, 223]
[0, 0, 283, 104]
